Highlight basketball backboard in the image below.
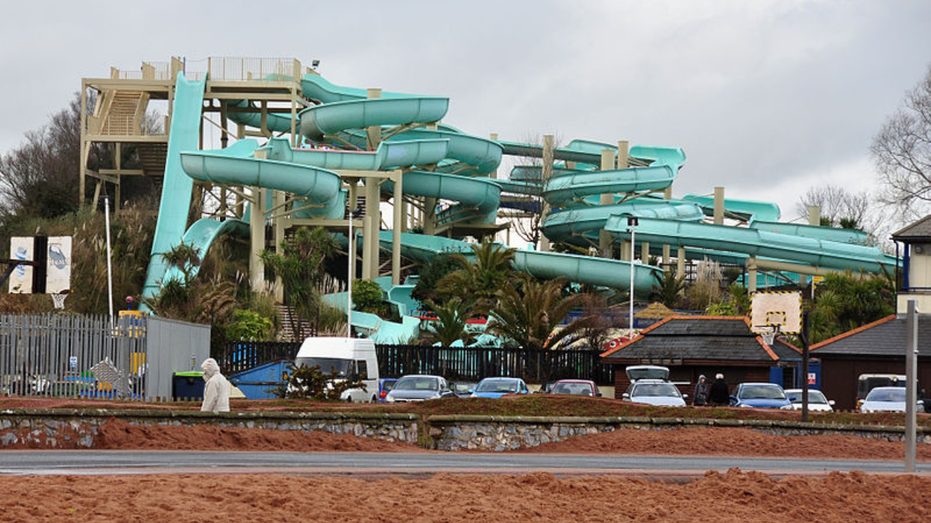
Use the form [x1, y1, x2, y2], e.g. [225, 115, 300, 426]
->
[8, 236, 71, 294]
[749, 290, 801, 335]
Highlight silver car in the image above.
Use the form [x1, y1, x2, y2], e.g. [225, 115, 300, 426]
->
[859, 386, 924, 413]
[623, 379, 687, 407]
[385, 375, 454, 403]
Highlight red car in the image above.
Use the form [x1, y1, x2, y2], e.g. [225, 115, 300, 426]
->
[550, 379, 602, 397]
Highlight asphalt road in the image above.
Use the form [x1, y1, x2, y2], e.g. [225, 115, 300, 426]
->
[0, 451, 928, 476]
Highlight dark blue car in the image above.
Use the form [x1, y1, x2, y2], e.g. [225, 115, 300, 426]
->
[730, 382, 792, 409]
[471, 377, 529, 398]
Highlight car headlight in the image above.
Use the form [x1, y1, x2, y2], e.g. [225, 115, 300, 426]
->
[780, 405, 793, 410]
[739, 403, 752, 408]
[386, 396, 395, 403]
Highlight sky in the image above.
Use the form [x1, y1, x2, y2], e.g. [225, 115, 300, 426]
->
[1, 0, 929, 227]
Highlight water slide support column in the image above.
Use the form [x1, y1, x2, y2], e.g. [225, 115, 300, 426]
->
[808, 205, 821, 226]
[540, 135, 554, 252]
[714, 187, 724, 225]
[424, 197, 436, 235]
[249, 186, 266, 293]
[273, 190, 285, 301]
[599, 149, 616, 258]
[392, 171, 403, 286]
[363, 88, 382, 281]
[677, 247, 686, 279]
[363, 178, 380, 280]
[747, 256, 758, 293]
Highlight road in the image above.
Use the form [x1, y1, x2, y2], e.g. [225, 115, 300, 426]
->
[0, 451, 928, 476]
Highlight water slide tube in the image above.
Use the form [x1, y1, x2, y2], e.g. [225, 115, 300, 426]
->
[142, 74, 207, 301]
[604, 216, 894, 273]
[681, 194, 781, 223]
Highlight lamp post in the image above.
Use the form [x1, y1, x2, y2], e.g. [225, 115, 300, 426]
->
[347, 207, 363, 338]
[103, 195, 114, 320]
[627, 216, 639, 339]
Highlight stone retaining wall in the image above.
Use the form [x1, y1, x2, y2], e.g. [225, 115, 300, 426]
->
[425, 415, 931, 451]
[1, 409, 928, 451]
[0, 409, 418, 449]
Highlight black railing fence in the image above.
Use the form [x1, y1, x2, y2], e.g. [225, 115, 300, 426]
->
[221, 342, 612, 385]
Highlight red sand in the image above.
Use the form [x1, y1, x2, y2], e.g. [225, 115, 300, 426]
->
[0, 470, 929, 522]
[523, 427, 931, 461]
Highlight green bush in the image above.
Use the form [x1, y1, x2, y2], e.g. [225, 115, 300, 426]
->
[272, 364, 365, 400]
[352, 279, 384, 313]
[225, 309, 275, 341]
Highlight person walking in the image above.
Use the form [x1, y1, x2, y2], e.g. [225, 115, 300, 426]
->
[708, 373, 730, 407]
[200, 358, 230, 413]
[693, 374, 709, 406]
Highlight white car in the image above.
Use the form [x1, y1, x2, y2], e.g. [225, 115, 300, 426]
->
[784, 389, 835, 412]
[622, 379, 687, 407]
[859, 386, 924, 413]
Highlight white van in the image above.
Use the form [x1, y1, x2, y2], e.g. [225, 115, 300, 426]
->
[294, 337, 379, 403]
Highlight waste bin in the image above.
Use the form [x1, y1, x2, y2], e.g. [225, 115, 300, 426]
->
[173, 371, 205, 400]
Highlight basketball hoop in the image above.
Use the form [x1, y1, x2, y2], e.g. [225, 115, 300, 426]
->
[760, 326, 776, 346]
[51, 290, 69, 310]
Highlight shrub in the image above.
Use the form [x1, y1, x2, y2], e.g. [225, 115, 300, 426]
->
[272, 364, 365, 400]
[352, 279, 384, 313]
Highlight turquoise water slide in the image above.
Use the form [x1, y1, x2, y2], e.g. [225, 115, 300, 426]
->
[604, 217, 894, 273]
[142, 74, 207, 301]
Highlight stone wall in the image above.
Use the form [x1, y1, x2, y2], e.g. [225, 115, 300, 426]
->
[0, 409, 418, 449]
[425, 415, 931, 451]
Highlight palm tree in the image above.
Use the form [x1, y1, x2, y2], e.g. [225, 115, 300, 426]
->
[261, 227, 338, 337]
[488, 275, 586, 351]
[437, 238, 515, 312]
[424, 297, 475, 346]
[650, 270, 685, 308]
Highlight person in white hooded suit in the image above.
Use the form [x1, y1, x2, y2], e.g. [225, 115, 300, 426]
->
[200, 358, 230, 413]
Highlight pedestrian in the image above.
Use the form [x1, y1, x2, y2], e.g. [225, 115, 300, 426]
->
[708, 373, 730, 407]
[693, 374, 709, 406]
[200, 358, 230, 413]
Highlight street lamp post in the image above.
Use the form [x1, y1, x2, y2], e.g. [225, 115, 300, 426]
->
[628, 216, 639, 339]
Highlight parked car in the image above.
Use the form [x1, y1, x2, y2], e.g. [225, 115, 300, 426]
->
[784, 388, 834, 412]
[856, 374, 906, 410]
[625, 365, 670, 382]
[859, 386, 924, 413]
[450, 381, 476, 398]
[471, 377, 530, 398]
[385, 375, 455, 403]
[294, 337, 378, 403]
[551, 379, 602, 397]
[622, 379, 686, 407]
[729, 382, 792, 409]
[377, 378, 398, 403]
[535, 381, 557, 394]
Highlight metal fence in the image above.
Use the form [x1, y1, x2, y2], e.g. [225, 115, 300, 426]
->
[220, 341, 613, 385]
[0, 313, 146, 399]
[0, 314, 211, 401]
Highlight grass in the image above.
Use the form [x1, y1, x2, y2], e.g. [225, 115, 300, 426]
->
[5, 395, 929, 428]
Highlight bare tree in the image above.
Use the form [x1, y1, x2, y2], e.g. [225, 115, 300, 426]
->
[871, 64, 931, 223]
[506, 133, 563, 248]
[795, 184, 886, 243]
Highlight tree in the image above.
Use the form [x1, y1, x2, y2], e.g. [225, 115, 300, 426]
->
[505, 133, 563, 249]
[488, 275, 586, 351]
[437, 239, 516, 313]
[650, 270, 686, 308]
[794, 184, 885, 243]
[809, 271, 895, 343]
[260, 227, 338, 337]
[424, 297, 474, 346]
[871, 64, 931, 223]
[411, 253, 460, 305]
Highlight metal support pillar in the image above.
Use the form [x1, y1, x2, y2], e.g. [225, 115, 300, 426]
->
[713, 186, 724, 225]
[598, 148, 616, 257]
[249, 187, 266, 293]
[540, 134, 554, 252]
[392, 171, 403, 285]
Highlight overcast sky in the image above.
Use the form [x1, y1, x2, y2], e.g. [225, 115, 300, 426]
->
[1, 0, 929, 225]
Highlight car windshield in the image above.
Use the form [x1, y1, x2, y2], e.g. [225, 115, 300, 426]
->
[476, 379, 518, 393]
[632, 383, 680, 398]
[294, 357, 351, 377]
[452, 383, 475, 393]
[739, 384, 786, 400]
[552, 382, 594, 396]
[866, 388, 906, 402]
[382, 380, 397, 392]
[787, 391, 827, 404]
[395, 376, 438, 391]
